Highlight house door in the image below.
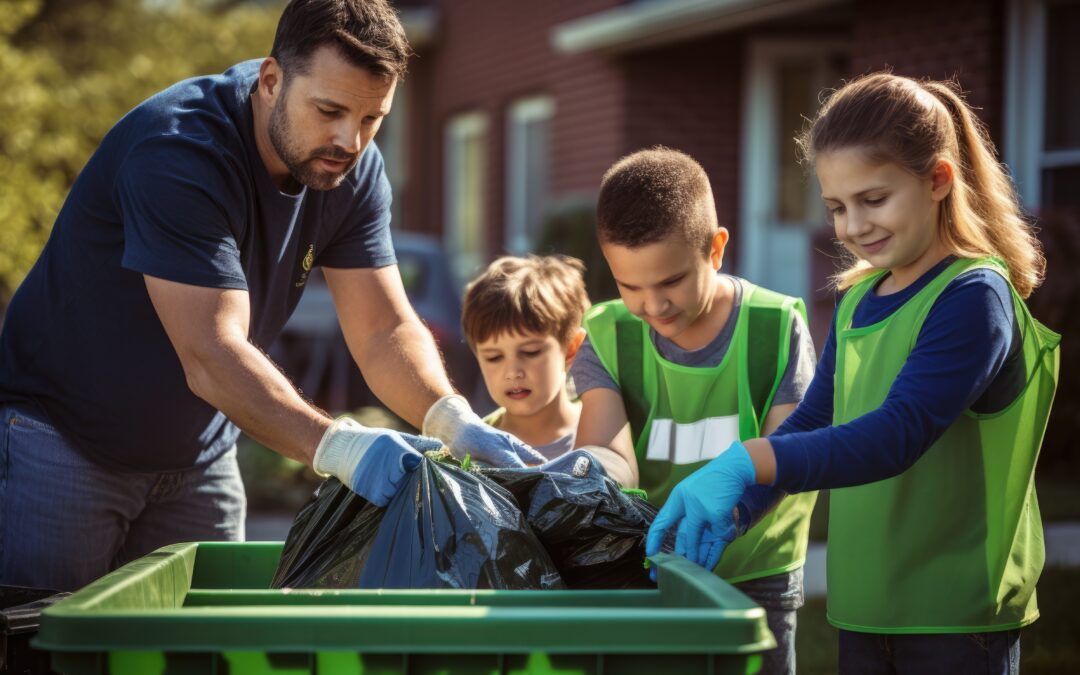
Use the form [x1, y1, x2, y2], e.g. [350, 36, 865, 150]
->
[739, 40, 848, 304]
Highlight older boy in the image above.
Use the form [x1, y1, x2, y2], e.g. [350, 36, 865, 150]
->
[463, 256, 590, 458]
[572, 147, 817, 674]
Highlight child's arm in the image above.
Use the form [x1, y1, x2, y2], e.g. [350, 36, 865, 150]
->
[569, 337, 640, 486]
[736, 309, 820, 530]
[575, 388, 639, 487]
[764, 270, 1016, 491]
[649, 272, 1017, 569]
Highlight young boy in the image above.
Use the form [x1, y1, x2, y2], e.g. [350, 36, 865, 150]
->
[462, 255, 591, 458]
[571, 147, 817, 675]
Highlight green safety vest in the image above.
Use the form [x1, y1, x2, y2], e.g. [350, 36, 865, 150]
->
[828, 257, 1060, 633]
[584, 279, 818, 583]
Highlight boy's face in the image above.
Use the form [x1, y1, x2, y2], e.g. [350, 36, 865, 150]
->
[475, 330, 579, 419]
[602, 229, 728, 345]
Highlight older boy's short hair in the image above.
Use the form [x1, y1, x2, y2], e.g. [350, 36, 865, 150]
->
[463, 255, 591, 348]
[597, 146, 718, 254]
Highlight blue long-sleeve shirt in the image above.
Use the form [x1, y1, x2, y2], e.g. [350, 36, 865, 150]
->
[767, 257, 1021, 494]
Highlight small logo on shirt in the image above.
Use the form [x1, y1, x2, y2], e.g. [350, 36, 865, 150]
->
[295, 244, 314, 287]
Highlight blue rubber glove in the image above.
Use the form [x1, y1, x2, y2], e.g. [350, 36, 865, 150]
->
[313, 417, 425, 507]
[645, 440, 757, 579]
[423, 394, 547, 468]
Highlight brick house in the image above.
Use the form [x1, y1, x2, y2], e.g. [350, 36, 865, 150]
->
[384, 0, 1079, 346]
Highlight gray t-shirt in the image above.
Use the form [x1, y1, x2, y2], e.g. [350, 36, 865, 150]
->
[570, 275, 816, 409]
[483, 407, 577, 460]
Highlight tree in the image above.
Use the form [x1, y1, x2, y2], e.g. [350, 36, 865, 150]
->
[0, 0, 281, 313]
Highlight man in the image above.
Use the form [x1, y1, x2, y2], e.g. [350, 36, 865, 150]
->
[0, 0, 543, 592]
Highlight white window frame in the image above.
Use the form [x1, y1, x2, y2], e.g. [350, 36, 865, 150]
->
[739, 38, 847, 299]
[444, 111, 489, 285]
[505, 96, 555, 255]
[1005, 0, 1080, 210]
[379, 83, 408, 229]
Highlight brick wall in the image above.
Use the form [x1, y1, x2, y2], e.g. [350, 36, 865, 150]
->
[622, 35, 745, 252]
[851, 0, 1005, 143]
[399, 0, 1011, 337]
[401, 0, 625, 253]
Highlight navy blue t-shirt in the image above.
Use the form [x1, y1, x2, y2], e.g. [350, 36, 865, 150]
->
[0, 60, 396, 471]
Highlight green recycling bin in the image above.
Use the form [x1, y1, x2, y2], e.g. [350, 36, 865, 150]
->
[34, 541, 774, 675]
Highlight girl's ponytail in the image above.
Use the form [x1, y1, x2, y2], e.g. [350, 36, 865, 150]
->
[920, 81, 1045, 298]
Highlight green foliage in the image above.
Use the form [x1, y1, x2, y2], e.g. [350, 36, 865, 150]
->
[0, 0, 281, 309]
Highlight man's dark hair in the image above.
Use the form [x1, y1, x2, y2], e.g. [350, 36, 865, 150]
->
[596, 146, 718, 254]
[270, 0, 412, 82]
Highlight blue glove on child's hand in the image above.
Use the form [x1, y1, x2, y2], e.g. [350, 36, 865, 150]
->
[645, 440, 757, 579]
[313, 417, 425, 507]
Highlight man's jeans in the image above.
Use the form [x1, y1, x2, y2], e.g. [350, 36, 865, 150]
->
[839, 628, 1021, 675]
[0, 404, 246, 592]
[735, 566, 804, 675]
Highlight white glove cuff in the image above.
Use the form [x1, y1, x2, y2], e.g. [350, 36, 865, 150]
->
[421, 394, 475, 445]
[313, 417, 376, 482]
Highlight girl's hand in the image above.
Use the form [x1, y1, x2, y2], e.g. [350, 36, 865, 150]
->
[644, 441, 757, 578]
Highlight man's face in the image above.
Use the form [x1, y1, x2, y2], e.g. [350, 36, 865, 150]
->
[268, 45, 396, 191]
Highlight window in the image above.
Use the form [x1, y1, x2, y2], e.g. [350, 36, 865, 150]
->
[1041, 2, 1080, 210]
[776, 63, 819, 224]
[378, 84, 408, 229]
[505, 96, 554, 254]
[740, 40, 847, 302]
[1006, 0, 1080, 212]
[444, 112, 489, 286]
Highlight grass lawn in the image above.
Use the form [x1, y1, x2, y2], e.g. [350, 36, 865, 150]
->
[795, 566, 1080, 674]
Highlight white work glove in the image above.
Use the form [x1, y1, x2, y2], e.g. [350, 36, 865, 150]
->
[422, 394, 547, 468]
[313, 417, 425, 507]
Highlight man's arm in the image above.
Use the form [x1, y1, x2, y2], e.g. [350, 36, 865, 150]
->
[324, 265, 454, 429]
[574, 387, 639, 487]
[143, 275, 329, 465]
[325, 264, 546, 468]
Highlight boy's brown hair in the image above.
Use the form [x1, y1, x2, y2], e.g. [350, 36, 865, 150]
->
[596, 146, 718, 255]
[463, 255, 591, 348]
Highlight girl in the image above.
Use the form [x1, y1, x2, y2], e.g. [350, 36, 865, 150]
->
[646, 73, 1060, 674]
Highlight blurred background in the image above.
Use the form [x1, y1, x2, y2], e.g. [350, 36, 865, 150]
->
[0, 1, 1077, 671]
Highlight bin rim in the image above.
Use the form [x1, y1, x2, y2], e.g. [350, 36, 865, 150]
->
[35, 542, 776, 655]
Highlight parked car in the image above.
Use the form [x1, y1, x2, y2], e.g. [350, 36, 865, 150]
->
[269, 232, 491, 417]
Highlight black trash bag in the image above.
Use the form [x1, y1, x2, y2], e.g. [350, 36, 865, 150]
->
[480, 449, 658, 589]
[271, 435, 565, 590]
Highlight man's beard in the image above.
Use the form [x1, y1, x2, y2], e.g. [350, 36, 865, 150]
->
[268, 95, 358, 191]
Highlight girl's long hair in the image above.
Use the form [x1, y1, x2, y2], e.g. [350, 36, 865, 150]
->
[798, 73, 1044, 297]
